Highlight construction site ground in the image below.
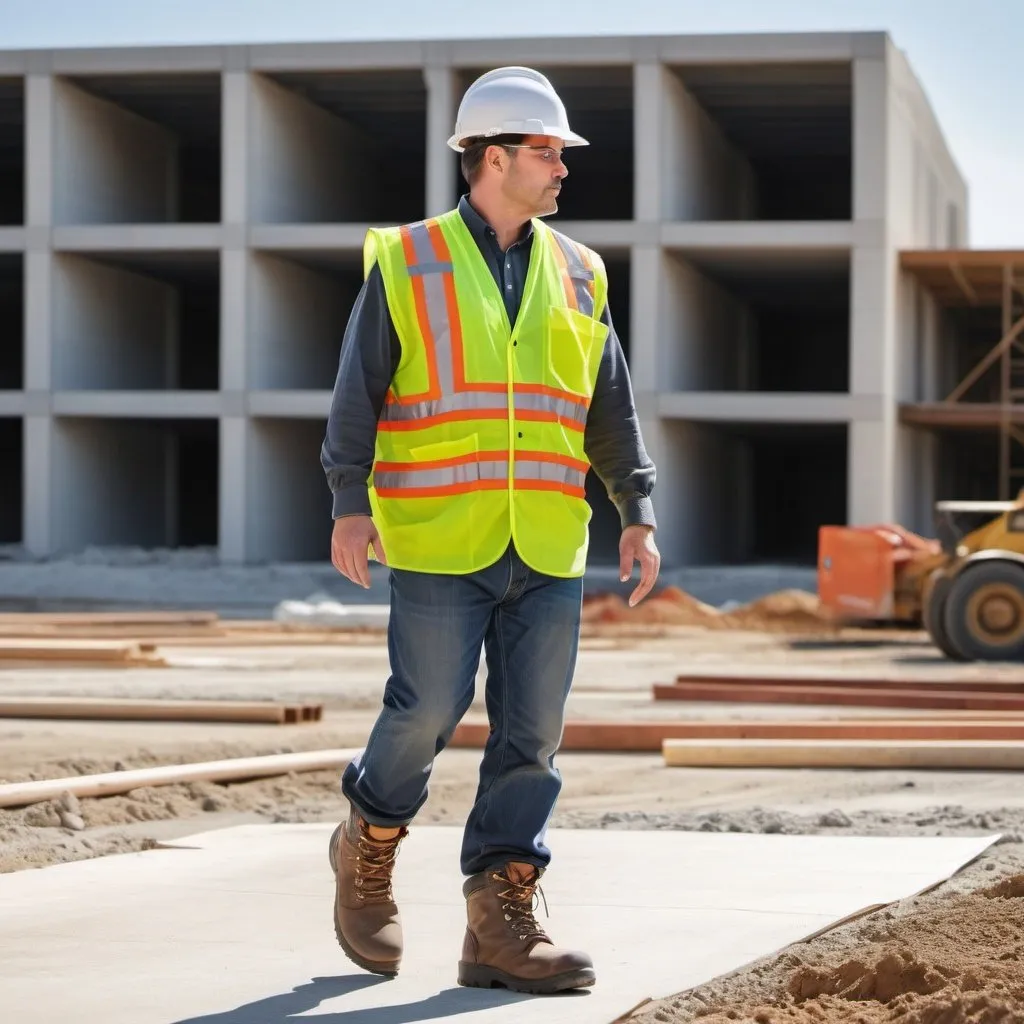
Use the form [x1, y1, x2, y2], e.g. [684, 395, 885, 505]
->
[3, 606, 1024, 1022]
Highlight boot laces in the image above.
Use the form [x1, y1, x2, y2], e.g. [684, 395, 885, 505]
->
[354, 831, 402, 903]
[493, 871, 550, 942]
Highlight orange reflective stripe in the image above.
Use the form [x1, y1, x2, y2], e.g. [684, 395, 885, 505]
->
[424, 220, 471, 393]
[399, 223, 443, 402]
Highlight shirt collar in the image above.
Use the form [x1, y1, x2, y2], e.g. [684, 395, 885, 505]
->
[458, 194, 534, 250]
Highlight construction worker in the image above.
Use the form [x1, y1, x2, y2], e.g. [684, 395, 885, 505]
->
[320, 66, 659, 994]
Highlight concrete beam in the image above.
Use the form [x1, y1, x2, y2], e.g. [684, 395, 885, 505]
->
[50, 392, 223, 417]
[658, 392, 884, 422]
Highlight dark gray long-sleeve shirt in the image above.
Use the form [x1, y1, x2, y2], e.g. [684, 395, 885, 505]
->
[321, 195, 657, 532]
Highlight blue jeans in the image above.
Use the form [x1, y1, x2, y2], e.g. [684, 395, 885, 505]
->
[341, 543, 583, 876]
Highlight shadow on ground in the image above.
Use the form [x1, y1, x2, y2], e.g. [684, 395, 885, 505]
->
[170, 974, 588, 1023]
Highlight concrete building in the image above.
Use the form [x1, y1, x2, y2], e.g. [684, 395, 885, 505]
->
[0, 31, 972, 569]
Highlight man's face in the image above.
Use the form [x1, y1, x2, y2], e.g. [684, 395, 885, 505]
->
[499, 134, 568, 217]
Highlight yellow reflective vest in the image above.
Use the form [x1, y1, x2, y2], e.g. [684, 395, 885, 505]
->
[364, 208, 609, 578]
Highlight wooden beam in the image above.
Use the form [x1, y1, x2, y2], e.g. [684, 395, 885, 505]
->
[672, 674, 1024, 694]
[662, 738, 1024, 770]
[653, 682, 1024, 711]
[0, 639, 167, 666]
[450, 719, 1024, 751]
[0, 748, 360, 809]
[946, 312, 1024, 402]
[950, 261, 978, 305]
[0, 697, 324, 724]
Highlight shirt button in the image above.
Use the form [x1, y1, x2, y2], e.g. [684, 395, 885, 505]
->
[506, 283, 512, 290]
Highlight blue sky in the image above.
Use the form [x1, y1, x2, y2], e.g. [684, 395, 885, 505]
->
[3, 0, 1019, 248]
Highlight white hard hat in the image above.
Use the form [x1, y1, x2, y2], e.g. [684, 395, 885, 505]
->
[447, 67, 589, 152]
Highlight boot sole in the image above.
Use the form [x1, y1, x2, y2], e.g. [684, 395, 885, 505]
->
[457, 961, 596, 994]
[329, 823, 401, 978]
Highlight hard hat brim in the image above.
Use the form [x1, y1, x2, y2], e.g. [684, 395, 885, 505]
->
[447, 128, 589, 153]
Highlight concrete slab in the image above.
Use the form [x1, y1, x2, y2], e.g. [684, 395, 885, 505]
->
[0, 824, 998, 1024]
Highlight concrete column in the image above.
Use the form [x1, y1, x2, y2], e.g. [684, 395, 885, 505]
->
[628, 244, 660, 396]
[22, 415, 51, 555]
[852, 57, 888, 223]
[23, 75, 53, 556]
[219, 71, 250, 563]
[848, 244, 898, 525]
[424, 66, 458, 216]
[632, 63, 662, 223]
[848, 53, 897, 526]
[218, 415, 247, 564]
[221, 71, 249, 229]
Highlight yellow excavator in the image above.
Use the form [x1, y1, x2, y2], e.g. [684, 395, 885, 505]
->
[818, 491, 1024, 661]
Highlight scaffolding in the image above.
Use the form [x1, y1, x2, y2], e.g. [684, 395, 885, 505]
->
[901, 250, 1024, 499]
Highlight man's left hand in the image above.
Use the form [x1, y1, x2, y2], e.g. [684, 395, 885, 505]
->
[619, 525, 661, 607]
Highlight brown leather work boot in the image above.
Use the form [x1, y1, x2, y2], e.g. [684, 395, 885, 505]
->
[328, 807, 406, 976]
[457, 864, 596, 994]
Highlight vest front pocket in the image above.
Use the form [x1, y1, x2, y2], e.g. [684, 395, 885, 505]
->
[545, 306, 610, 397]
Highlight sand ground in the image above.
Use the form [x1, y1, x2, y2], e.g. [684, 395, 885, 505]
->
[2, 623, 1023, 1022]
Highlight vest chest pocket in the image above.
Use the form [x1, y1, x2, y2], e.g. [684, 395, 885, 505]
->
[545, 306, 610, 397]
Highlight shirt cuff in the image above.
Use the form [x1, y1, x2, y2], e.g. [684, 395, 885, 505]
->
[332, 486, 373, 519]
[618, 495, 657, 531]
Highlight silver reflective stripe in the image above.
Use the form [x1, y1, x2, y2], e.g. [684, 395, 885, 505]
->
[408, 261, 453, 277]
[375, 456, 585, 493]
[513, 390, 587, 424]
[406, 221, 454, 393]
[405, 221, 436, 266]
[381, 390, 507, 423]
[380, 388, 587, 427]
[515, 459, 587, 490]
[374, 459, 509, 491]
[549, 230, 596, 317]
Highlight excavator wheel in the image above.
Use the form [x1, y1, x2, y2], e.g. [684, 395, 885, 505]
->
[943, 560, 1024, 662]
[921, 568, 968, 662]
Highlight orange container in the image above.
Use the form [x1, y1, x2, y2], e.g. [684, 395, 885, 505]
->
[817, 526, 898, 620]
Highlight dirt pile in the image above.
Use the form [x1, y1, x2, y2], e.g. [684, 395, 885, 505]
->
[582, 586, 835, 633]
[658, 874, 1024, 1023]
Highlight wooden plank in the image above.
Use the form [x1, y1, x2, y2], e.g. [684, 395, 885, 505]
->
[0, 623, 227, 640]
[0, 639, 159, 663]
[0, 747, 360, 809]
[0, 611, 219, 626]
[452, 719, 1024, 752]
[662, 738, 1024, 770]
[0, 697, 323, 724]
[674, 674, 1024, 694]
[654, 682, 1024, 711]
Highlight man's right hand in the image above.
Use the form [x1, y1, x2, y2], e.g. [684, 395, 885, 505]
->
[331, 515, 387, 589]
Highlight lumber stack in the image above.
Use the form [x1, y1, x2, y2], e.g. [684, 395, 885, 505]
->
[648, 672, 1024, 770]
[0, 610, 389, 664]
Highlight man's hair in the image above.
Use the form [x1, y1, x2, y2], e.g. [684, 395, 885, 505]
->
[460, 134, 525, 186]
